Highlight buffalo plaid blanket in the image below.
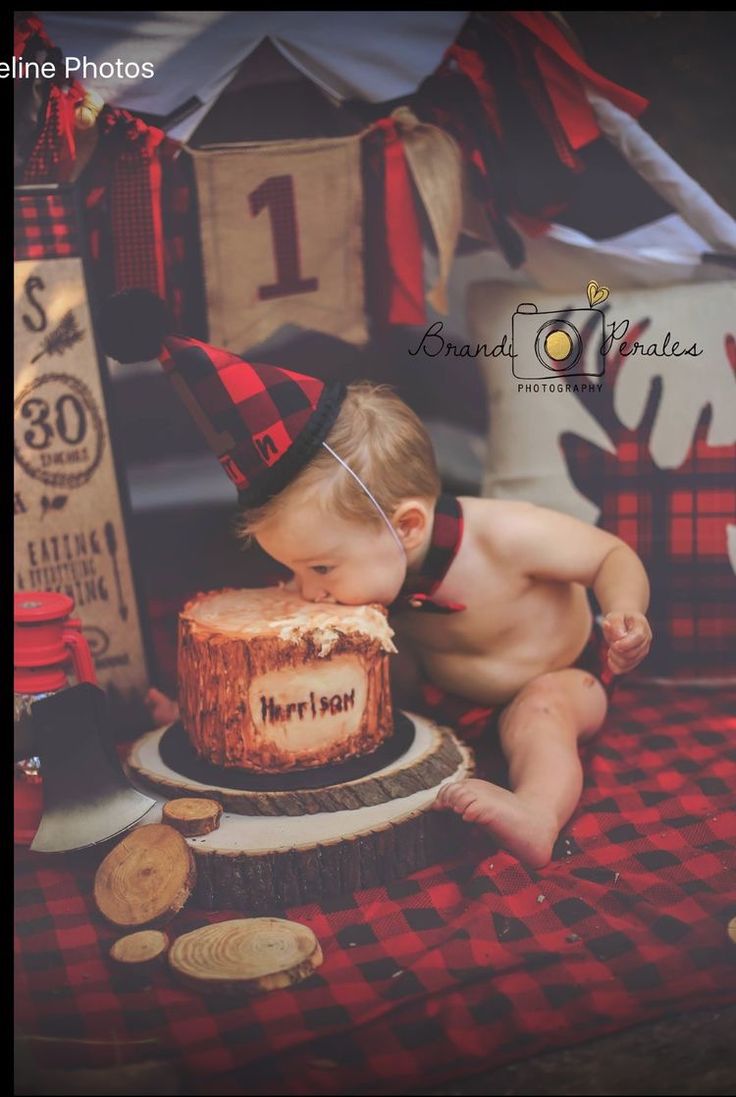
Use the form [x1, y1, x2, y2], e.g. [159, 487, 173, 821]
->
[14, 673, 735, 1095]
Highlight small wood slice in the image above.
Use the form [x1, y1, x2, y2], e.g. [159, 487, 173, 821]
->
[94, 824, 196, 928]
[162, 798, 223, 836]
[168, 917, 323, 994]
[110, 929, 169, 970]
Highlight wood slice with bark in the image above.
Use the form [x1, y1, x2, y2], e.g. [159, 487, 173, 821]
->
[94, 824, 196, 928]
[129, 715, 474, 912]
[127, 711, 463, 816]
[168, 918, 323, 994]
[109, 929, 169, 971]
[187, 716, 474, 912]
[162, 798, 223, 835]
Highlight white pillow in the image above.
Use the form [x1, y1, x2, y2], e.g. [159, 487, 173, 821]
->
[467, 279, 736, 680]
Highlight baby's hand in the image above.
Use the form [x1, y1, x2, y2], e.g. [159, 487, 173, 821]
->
[145, 687, 180, 727]
[601, 612, 652, 674]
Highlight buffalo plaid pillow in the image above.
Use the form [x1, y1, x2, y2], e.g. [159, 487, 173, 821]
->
[471, 280, 736, 682]
[561, 339, 736, 679]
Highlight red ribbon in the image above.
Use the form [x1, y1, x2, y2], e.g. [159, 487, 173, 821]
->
[372, 118, 426, 327]
[509, 13, 649, 122]
[14, 13, 53, 59]
[21, 82, 86, 184]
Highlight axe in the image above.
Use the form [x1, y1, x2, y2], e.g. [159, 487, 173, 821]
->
[18, 683, 156, 854]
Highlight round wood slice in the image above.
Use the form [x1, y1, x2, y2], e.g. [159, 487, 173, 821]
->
[94, 824, 196, 928]
[110, 929, 169, 969]
[127, 712, 463, 816]
[168, 918, 322, 994]
[162, 798, 223, 836]
[129, 714, 475, 912]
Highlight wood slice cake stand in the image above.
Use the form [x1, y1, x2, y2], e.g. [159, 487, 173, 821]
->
[126, 711, 474, 912]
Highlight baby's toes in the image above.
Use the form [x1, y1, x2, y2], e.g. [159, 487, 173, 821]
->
[432, 783, 452, 810]
[442, 780, 478, 814]
[461, 799, 485, 823]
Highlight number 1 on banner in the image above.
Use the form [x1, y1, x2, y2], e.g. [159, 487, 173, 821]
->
[249, 175, 319, 301]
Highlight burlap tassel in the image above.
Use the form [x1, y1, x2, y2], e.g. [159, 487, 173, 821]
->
[391, 106, 463, 315]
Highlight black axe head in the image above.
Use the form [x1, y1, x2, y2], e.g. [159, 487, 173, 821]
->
[29, 683, 156, 853]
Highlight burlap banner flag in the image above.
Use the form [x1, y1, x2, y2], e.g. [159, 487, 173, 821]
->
[392, 106, 463, 315]
[189, 134, 368, 351]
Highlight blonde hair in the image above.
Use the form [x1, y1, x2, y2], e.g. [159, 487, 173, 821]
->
[236, 381, 440, 544]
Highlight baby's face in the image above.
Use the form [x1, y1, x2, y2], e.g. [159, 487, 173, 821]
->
[255, 497, 407, 607]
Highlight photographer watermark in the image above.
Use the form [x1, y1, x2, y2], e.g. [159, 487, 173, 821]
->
[512, 280, 608, 385]
[408, 281, 702, 393]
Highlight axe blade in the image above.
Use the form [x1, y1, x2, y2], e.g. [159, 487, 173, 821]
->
[29, 683, 156, 854]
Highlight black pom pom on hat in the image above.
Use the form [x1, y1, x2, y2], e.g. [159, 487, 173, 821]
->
[98, 289, 171, 364]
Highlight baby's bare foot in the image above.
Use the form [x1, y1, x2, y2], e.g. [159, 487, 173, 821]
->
[432, 777, 558, 869]
[145, 687, 180, 727]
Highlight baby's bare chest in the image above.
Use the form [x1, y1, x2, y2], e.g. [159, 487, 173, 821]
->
[392, 566, 533, 654]
[391, 561, 586, 660]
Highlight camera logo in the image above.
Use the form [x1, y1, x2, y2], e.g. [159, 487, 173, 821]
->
[511, 281, 609, 380]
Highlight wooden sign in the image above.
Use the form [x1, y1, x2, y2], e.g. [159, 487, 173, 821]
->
[190, 133, 367, 351]
[14, 184, 152, 705]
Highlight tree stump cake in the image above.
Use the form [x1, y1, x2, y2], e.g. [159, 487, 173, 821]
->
[124, 586, 476, 910]
[178, 587, 397, 772]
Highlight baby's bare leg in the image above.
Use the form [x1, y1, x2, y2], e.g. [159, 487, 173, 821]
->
[432, 669, 607, 869]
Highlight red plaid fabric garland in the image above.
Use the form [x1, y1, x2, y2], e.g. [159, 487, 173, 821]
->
[160, 144, 207, 334]
[98, 108, 168, 299]
[415, 11, 655, 266]
[21, 82, 86, 185]
[370, 119, 426, 328]
[14, 191, 79, 261]
[14, 13, 51, 58]
[15, 12, 86, 186]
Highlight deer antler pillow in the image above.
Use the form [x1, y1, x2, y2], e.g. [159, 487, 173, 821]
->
[468, 279, 736, 681]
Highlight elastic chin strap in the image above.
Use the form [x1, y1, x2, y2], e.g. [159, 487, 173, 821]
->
[321, 442, 406, 558]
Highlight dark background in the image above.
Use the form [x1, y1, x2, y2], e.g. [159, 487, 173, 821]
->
[563, 11, 736, 220]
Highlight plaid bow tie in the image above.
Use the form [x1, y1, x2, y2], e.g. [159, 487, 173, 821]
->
[391, 591, 467, 614]
[390, 494, 466, 614]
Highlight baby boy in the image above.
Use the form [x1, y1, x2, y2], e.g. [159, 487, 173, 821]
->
[149, 380, 652, 870]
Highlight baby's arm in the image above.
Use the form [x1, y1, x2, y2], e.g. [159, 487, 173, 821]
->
[587, 542, 651, 673]
[481, 501, 652, 674]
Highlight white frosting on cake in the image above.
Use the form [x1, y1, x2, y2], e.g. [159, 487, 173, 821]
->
[182, 586, 397, 656]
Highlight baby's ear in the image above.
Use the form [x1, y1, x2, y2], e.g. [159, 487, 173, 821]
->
[393, 499, 431, 548]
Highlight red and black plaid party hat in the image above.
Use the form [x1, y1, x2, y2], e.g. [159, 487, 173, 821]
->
[100, 290, 345, 508]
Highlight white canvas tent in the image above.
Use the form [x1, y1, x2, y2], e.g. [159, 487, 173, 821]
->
[39, 12, 736, 307]
[39, 12, 468, 137]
